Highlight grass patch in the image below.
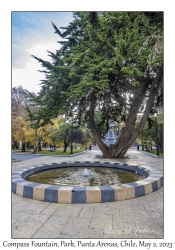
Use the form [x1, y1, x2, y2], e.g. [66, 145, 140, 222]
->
[13, 149, 85, 155]
[12, 150, 31, 153]
[149, 150, 163, 156]
[35, 149, 85, 155]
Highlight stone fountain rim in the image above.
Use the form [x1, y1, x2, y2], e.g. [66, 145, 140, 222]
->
[12, 161, 163, 203]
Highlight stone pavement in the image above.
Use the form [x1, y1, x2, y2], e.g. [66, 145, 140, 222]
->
[12, 147, 163, 239]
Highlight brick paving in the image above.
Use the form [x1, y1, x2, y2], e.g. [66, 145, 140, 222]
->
[12, 147, 163, 238]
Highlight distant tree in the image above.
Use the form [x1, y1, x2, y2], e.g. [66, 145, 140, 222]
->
[137, 113, 163, 152]
[46, 116, 64, 148]
[12, 116, 35, 152]
[82, 127, 93, 149]
[12, 86, 38, 149]
[51, 123, 85, 152]
[12, 86, 35, 117]
[30, 122, 56, 153]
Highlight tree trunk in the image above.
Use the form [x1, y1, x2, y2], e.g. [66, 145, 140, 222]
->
[158, 124, 163, 153]
[33, 145, 40, 153]
[89, 92, 113, 157]
[21, 142, 26, 152]
[89, 69, 163, 158]
[111, 71, 163, 158]
[13, 141, 19, 149]
[63, 141, 68, 152]
[38, 141, 42, 151]
[26, 142, 30, 150]
[32, 128, 38, 153]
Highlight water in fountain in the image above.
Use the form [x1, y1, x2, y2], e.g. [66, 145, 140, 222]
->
[83, 168, 89, 177]
[26, 167, 144, 187]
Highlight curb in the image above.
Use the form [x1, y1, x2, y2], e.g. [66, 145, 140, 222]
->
[140, 151, 163, 158]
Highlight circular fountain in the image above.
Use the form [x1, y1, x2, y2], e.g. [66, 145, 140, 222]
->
[12, 161, 163, 203]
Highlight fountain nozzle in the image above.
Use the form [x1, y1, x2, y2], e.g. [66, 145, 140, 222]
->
[83, 168, 89, 177]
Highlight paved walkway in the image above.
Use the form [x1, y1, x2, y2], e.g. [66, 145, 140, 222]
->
[12, 147, 163, 239]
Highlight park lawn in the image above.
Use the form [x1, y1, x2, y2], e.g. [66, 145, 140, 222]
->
[149, 150, 163, 156]
[34, 149, 85, 155]
[12, 149, 31, 153]
[12, 149, 25, 151]
[13, 149, 85, 155]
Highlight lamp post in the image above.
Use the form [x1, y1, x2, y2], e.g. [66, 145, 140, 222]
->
[154, 111, 159, 156]
[142, 130, 144, 151]
[69, 116, 73, 155]
[85, 123, 87, 150]
[137, 113, 144, 151]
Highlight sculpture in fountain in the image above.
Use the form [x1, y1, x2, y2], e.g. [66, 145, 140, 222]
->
[104, 120, 118, 147]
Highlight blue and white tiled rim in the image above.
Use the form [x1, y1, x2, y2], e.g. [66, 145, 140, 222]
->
[12, 161, 163, 203]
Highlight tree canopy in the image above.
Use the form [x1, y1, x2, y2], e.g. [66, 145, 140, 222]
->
[27, 12, 163, 158]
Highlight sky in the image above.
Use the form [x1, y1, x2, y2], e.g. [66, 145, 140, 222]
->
[12, 12, 74, 94]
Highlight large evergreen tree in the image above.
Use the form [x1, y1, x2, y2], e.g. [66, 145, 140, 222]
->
[28, 12, 163, 158]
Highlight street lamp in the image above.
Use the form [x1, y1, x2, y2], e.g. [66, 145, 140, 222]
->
[142, 130, 144, 151]
[154, 111, 159, 156]
[69, 116, 73, 155]
[84, 123, 88, 150]
[137, 113, 144, 151]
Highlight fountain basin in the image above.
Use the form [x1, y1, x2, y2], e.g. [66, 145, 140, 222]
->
[12, 161, 163, 203]
[25, 167, 144, 186]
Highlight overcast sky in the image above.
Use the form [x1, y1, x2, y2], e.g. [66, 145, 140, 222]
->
[12, 12, 74, 94]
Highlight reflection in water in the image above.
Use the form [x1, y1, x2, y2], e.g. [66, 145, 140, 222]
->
[26, 167, 144, 187]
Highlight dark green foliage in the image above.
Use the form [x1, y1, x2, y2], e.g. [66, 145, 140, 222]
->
[27, 12, 163, 157]
[138, 114, 163, 153]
